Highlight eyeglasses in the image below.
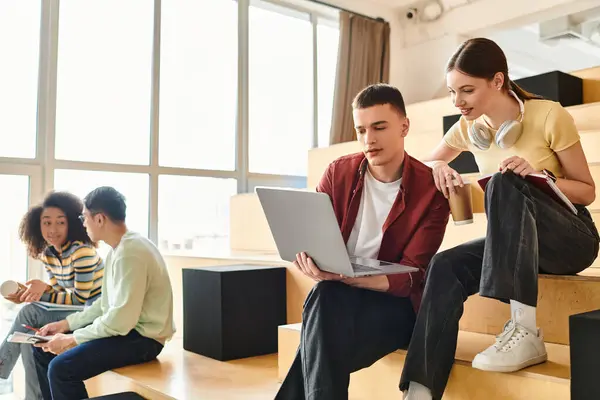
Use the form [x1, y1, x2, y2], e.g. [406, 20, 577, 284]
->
[78, 214, 86, 224]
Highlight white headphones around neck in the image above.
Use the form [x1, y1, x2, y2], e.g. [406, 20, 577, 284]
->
[468, 90, 525, 151]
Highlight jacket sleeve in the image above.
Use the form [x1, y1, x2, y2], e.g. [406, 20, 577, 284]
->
[386, 194, 450, 297]
[316, 163, 334, 198]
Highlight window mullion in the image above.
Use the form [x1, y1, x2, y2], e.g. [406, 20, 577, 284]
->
[311, 12, 318, 149]
[149, 0, 162, 243]
[237, 0, 250, 194]
[38, 0, 60, 195]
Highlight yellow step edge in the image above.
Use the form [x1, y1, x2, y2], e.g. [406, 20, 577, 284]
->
[89, 338, 280, 400]
[278, 324, 570, 399]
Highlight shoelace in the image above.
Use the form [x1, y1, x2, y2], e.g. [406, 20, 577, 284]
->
[493, 321, 531, 352]
[493, 319, 515, 348]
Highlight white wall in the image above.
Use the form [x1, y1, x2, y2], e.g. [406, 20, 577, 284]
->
[340, 0, 600, 104]
[293, 0, 600, 104]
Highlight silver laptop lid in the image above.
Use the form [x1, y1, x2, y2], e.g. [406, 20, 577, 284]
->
[255, 187, 354, 277]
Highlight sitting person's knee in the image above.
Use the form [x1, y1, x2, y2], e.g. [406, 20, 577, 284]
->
[310, 280, 347, 301]
[303, 281, 346, 316]
[16, 303, 40, 324]
[426, 251, 454, 280]
[47, 356, 69, 382]
[425, 249, 466, 288]
[487, 171, 520, 193]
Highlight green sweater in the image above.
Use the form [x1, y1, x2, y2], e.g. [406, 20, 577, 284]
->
[67, 231, 175, 344]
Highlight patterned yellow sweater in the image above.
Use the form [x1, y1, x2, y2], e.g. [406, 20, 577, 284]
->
[40, 240, 104, 305]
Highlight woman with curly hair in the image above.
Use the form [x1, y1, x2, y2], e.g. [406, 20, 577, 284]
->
[0, 191, 104, 400]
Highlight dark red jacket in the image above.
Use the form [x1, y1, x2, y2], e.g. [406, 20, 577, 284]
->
[317, 151, 450, 311]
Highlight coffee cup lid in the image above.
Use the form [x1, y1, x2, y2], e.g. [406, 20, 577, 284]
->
[0, 280, 19, 297]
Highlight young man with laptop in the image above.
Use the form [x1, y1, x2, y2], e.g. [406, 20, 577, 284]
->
[259, 83, 450, 399]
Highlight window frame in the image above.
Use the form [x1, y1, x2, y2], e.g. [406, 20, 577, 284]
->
[0, 0, 339, 263]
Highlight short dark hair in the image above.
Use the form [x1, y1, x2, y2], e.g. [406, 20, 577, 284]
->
[84, 186, 127, 223]
[352, 83, 407, 116]
[19, 191, 95, 258]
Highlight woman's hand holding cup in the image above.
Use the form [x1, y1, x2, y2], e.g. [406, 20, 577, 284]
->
[431, 161, 473, 225]
[431, 161, 464, 199]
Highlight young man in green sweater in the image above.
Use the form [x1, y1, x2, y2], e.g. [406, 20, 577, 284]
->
[33, 186, 175, 400]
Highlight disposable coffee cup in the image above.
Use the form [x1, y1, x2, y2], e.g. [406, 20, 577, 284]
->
[448, 181, 473, 225]
[0, 280, 26, 297]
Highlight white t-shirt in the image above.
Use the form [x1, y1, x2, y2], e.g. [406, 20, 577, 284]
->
[346, 168, 402, 259]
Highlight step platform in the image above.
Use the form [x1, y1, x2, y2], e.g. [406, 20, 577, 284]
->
[278, 323, 570, 400]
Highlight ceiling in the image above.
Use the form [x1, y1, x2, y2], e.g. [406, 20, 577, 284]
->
[364, 0, 471, 9]
[488, 7, 600, 79]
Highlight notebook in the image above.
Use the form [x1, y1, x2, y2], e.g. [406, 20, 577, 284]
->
[32, 301, 84, 312]
[477, 173, 578, 215]
[7, 331, 52, 344]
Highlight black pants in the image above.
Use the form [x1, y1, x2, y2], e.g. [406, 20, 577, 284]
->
[400, 171, 600, 400]
[275, 280, 416, 400]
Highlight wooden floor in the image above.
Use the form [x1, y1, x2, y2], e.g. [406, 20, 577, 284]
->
[104, 338, 281, 400]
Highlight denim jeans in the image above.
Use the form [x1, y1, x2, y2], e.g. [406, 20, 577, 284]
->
[400, 171, 600, 400]
[33, 330, 163, 400]
[275, 280, 416, 400]
[0, 304, 74, 400]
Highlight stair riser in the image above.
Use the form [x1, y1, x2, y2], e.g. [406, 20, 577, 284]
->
[462, 276, 600, 345]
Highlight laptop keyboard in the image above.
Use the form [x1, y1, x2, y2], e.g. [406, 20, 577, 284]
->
[351, 263, 380, 273]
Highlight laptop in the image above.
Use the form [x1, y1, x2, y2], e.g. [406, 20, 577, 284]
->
[255, 187, 418, 278]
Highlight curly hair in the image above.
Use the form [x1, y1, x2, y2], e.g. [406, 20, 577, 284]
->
[19, 191, 96, 258]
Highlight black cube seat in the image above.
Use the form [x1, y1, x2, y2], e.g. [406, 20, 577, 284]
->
[88, 392, 146, 399]
[570, 309, 600, 400]
[182, 264, 287, 361]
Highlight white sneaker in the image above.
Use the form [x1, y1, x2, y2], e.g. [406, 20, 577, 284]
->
[471, 319, 547, 373]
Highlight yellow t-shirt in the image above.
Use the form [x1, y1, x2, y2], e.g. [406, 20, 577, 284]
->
[443, 99, 580, 177]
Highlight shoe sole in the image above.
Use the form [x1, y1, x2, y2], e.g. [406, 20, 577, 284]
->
[471, 353, 548, 373]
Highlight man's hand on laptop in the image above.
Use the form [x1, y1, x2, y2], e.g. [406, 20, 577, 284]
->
[294, 252, 345, 282]
[342, 276, 390, 292]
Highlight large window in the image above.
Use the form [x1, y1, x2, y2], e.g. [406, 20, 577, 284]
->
[249, 3, 314, 176]
[0, 175, 30, 285]
[0, 171, 36, 396]
[53, 169, 150, 236]
[158, 176, 237, 255]
[0, 2, 40, 159]
[317, 22, 340, 148]
[53, 170, 150, 257]
[159, 0, 238, 171]
[0, 0, 339, 265]
[54, 1, 154, 165]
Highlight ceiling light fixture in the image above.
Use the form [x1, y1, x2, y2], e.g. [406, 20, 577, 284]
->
[421, 0, 444, 22]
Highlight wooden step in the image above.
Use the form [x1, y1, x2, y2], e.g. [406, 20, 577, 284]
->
[307, 141, 361, 189]
[230, 193, 278, 254]
[278, 324, 570, 399]
[569, 102, 600, 132]
[571, 66, 600, 104]
[461, 269, 600, 346]
[444, 212, 600, 345]
[581, 130, 600, 163]
[405, 96, 458, 136]
[86, 338, 280, 400]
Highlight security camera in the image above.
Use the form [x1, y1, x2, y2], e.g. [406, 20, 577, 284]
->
[406, 8, 417, 20]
